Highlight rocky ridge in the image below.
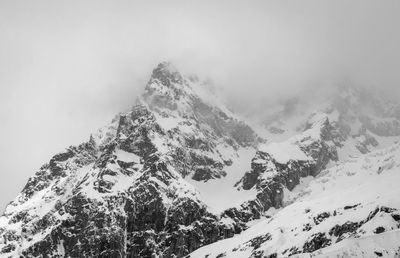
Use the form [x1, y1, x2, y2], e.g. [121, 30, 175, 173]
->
[0, 62, 259, 257]
[1, 63, 400, 257]
[190, 142, 400, 257]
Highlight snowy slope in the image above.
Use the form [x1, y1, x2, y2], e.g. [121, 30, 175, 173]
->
[255, 86, 400, 156]
[0, 62, 260, 257]
[187, 148, 257, 214]
[223, 111, 341, 226]
[1, 62, 400, 258]
[189, 143, 400, 257]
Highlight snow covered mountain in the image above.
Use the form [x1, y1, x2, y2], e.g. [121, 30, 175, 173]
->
[1, 62, 400, 258]
[190, 142, 400, 257]
[189, 87, 400, 257]
[0, 62, 259, 257]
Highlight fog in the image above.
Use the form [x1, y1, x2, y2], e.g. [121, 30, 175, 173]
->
[0, 0, 399, 210]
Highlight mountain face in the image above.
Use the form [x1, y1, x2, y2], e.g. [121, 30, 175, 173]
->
[0, 62, 259, 257]
[190, 142, 400, 257]
[190, 87, 400, 257]
[228, 112, 341, 223]
[1, 63, 400, 258]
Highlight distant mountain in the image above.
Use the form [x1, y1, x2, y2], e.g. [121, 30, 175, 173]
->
[190, 85, 400, 257]
[1, 63, 400, 258]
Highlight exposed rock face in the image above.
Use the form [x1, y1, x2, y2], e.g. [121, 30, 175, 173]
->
[2, 63, 400, 258]
[225, 113, 341, 223]
[0, 62, 259, 258]
[189, 143, 400, 257]
[142, 62, 258, 181]
[334, 86, 400, 137]
[215, 86, 400, 231]
[262, 85, 400, 158]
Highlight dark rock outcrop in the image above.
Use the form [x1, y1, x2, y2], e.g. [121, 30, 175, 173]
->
[227, 114, 341, 221]
[0, 63, 259, 258]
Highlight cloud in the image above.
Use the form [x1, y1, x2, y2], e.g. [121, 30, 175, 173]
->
[0, 0, 399, 210]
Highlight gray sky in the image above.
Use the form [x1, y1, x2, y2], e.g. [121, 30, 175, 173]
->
[0, 0, 399, 210]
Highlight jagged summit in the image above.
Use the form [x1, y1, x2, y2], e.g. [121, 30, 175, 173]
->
[142, 61, 189, 112]
[1, 62, 400, 258]
[149, 61, 183, 88]
[142, 62, 229, 119]
[0, 63, 259, 257]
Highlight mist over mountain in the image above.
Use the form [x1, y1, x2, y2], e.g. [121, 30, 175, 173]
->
[1, 61, 400, 257]
[1, 1, 400, 257]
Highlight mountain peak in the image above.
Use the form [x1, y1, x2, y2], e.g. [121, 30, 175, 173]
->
[150, 61, 183, 87]
[154, 61, 175, 70]
[142, 61, 189, 112]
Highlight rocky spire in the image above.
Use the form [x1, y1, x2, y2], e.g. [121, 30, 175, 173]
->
[141, 61, 190, 112]
[150, 61, 183, 87]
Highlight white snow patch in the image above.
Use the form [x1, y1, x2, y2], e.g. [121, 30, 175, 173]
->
[259, 141, 310, 164]
[187, 148, 257, 214]
[115, 149, 140, 163]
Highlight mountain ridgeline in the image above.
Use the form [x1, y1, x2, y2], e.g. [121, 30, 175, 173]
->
[1, 63, 400, 258]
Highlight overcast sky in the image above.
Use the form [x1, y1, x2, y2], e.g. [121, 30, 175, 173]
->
[0, 0, 399, 210]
